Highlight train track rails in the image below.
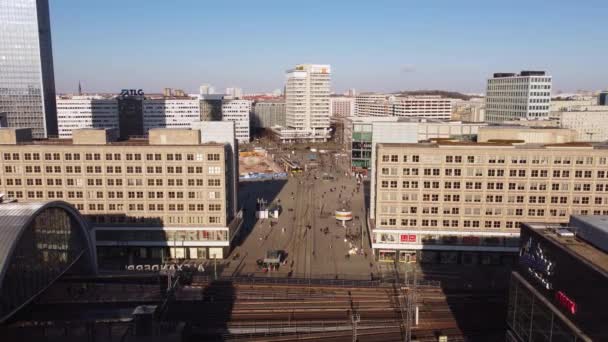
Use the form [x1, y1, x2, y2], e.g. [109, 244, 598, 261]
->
[172, 282, 506, 341]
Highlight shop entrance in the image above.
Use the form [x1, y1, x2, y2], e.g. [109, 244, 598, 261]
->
[378, 250, 397, 262]
[399, 251, 417, 263]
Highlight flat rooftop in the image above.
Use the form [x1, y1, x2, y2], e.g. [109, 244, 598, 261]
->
[377, 141, 601, 149]
[526, 222, 608, 276]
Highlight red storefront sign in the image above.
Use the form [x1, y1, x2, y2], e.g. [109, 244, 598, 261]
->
[400, 234, 416, 243]
[555, 291, 577, 315]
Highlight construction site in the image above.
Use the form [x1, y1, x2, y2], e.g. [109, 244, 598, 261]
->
[239, 149, 284, 177]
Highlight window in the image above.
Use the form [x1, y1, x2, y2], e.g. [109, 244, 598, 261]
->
[208, 153, 220, 161]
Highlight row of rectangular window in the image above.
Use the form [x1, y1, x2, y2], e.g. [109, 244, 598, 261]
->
[2, 152, 221, 161]
[381, 154, 603, 165]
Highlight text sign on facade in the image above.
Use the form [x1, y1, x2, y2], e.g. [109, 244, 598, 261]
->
[120, 89, 144, 97]
[400, 234, 416, 243]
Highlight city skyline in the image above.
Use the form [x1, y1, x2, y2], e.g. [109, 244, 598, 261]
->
[49, 0, 608, 94]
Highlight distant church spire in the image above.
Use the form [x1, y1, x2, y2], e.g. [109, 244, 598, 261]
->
[78, 81, 82, 95]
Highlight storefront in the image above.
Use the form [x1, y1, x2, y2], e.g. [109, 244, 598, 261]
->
[372, 230, 519, 265]
[94, 227, 231, 270]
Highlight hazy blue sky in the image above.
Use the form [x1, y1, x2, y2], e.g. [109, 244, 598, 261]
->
[50, 0, 608, 94]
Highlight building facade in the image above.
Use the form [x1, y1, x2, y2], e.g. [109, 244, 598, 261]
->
[57, 96, 205, 138]
[485, 71, 552, 122]
[371, 141, 608, 264]
[355, 94, 393, 117]
[221, 99, 250, 143]
[392, 96, 452, 120]
[344, 117, 486, 173]
[57, 96, 119, 138]
[278, 64, 331, 142]
[355, 94, 452, 119]
[0, 128, 241, 264]
[0, 0, 58, 138]
[506, 217, 608, 341]
[330, 97, 355, 118]
[550, 108, 608, 142]
[251, 101, 286, 129]
[143, 98, 201, 131]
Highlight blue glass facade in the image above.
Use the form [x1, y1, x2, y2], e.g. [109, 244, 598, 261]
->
[0, 0, 57, 138]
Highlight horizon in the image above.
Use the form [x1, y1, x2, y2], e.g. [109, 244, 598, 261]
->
[50, 0, 608, 94]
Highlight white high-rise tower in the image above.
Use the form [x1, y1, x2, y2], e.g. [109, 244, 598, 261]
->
[279, 64, 331, 142]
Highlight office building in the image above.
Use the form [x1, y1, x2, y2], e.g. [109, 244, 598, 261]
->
[225, 87, 243, 98]
[57, 96, 202, 138]
[355, 94, 452, 119]
[0, 0, 58, 138]
[330, 97, 356, 118]
[344, 117, 486, 173]
[221, 99, 251, 143]
[485, 71, 552, 122]
[550, 107, 608, 142]
[274, 64, 331, 142]
[143, 98, 200, 131]
[478, 126, 577, 144]
[355, 94, 392, 117]
[200, 94, 224, 121]
[251, 101, 286, 129]
[56, 96, 119, 138]
[392, 96, 452, 119]
[0, 127, 242, 263]
[506, 217, 608, 341]
[371, 140, 608, 264]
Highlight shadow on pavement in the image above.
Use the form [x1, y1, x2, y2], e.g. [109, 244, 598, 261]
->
[233, 179, 287, 248]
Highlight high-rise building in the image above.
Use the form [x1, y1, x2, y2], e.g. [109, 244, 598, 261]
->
[276, 64, 331, 142]
[221, 99, 250, 143]
[330, 97, 355, 118]
[485, 71, 552, 122]
[0, 127, 242, 262]
[370, 140, 608, 263]
[0, 0, 58, 138]
[225, 87, 243, 98]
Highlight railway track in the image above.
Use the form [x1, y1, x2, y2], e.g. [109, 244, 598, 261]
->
[172, 282, 506, 341]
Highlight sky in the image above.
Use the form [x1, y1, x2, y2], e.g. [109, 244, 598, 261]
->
[50, 0, 608, 95]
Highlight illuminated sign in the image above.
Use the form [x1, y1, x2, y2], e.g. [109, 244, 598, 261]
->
[520, 237, 555, 290]
[400, 234, 416, 243]
[555, 291, 577, 315]
[120, 89, 144, 97]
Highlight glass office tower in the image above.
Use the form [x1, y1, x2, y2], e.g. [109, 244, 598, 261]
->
[0, 0, 58, 138]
